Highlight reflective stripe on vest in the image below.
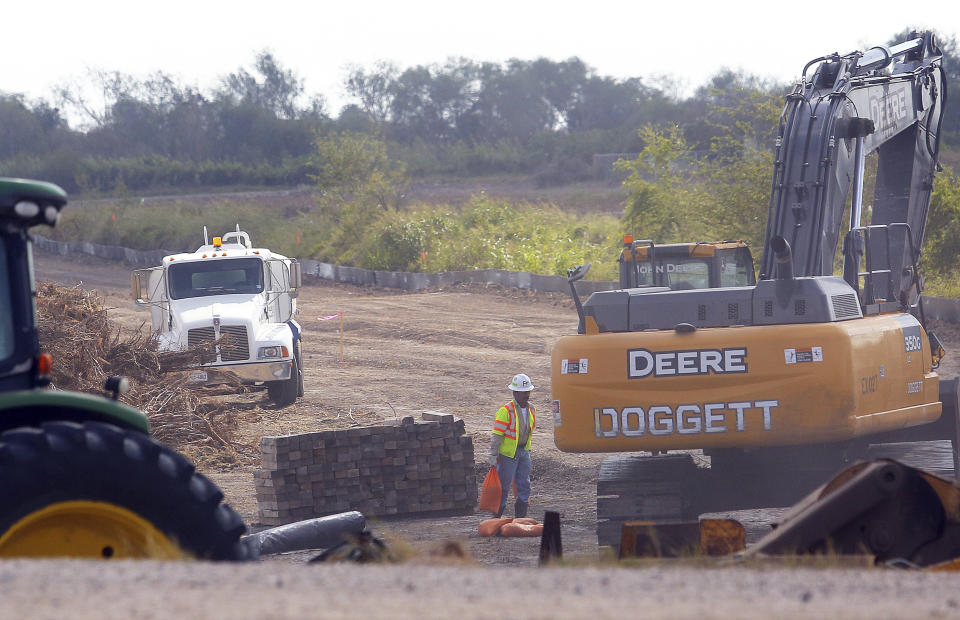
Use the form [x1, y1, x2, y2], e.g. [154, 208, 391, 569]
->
[494, 400, 535, 458]
[504, 402, 518, 440]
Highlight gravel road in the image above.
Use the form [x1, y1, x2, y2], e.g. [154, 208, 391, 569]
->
[3, 560, 960, 619]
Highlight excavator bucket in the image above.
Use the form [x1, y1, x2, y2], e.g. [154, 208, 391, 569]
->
[618, 518, 746, 559]
[744, 459, 960, 568]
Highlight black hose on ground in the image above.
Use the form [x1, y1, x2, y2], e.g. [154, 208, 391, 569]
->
[242, 511, 367, 556]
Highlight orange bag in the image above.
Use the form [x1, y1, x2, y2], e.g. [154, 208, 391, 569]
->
[478, 518, 513, 537]
[500, 522, 543, 537]
[512, 518, 539, 526]
[478, 466, 502, 513]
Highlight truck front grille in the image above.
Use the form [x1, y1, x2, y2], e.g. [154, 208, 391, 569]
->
[187, 327, 217, 363]
[187, 326, 215, 347]
[218, 325, 250, 361]
[187, 325, 249, 362]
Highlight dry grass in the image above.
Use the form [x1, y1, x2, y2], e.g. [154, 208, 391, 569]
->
[35, 281, 253, 460]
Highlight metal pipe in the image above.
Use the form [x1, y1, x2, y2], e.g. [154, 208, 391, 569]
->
[850, 136, 866, 230]
[856, 38, 923, 72]
[770, 236, 794, 281]
[567, 263, 591, 334]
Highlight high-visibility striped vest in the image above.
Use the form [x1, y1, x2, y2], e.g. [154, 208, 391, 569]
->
[492, 400, 536, 458]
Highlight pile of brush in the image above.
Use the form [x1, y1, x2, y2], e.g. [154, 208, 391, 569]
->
[35, 282, 249, 457]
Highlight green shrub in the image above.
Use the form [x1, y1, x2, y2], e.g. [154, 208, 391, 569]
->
[49, 193, 622, 280]
[353, 196, 621, 278]
[922, 168, 960, 279]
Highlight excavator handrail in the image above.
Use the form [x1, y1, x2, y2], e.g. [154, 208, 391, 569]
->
[845, 221, 931, 334]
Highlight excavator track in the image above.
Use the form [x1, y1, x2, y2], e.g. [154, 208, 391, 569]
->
[596, 418, 960, 551]
[596, 453, 700, 549]
[596, 445, 878, 550]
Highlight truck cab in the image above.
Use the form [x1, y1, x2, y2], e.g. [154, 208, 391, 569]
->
[133, 229, 304, 406]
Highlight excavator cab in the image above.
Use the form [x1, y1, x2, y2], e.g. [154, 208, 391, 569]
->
[618, 237, 756, 291]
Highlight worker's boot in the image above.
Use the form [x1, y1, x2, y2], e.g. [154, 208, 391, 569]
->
[495, 503, 506, 518]
[514, 500, 528, 518]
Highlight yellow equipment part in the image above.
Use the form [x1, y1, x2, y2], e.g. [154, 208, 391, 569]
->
[622, 241, 749, 261]
[552, 312, 940, 453]
[0, 500, 185, 559]
[618, 518, 746, 559]
[744, 459, 960, 568]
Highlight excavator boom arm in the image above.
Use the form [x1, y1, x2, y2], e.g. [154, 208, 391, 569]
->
[760, 32, 946, 299]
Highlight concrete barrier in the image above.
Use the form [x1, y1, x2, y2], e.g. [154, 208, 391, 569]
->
[924, 297, 960, 324]
[32, 235, 170, 267]
[293, 259, 620, 296]
[33, 234, 617, 295]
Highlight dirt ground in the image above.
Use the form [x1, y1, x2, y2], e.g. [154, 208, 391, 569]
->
[5, 559, 960, 620]
[32, 251, 960, 561]
[16, 250, 960, 619]
[33, 251, 606, 564]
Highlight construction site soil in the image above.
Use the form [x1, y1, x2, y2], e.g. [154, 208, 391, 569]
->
[11, 251, 960, 619]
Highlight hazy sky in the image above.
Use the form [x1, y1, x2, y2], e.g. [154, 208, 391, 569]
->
[3, 0, 958, 114]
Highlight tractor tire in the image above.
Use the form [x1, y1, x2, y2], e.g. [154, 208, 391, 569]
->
[0, 421, 251, 561]
[267, 354, 300, 407]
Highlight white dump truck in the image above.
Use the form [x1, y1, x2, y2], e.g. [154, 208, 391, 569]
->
[132, 228, 304, 406]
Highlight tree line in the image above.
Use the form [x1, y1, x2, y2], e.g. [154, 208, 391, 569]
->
[1, 30, 958, 194]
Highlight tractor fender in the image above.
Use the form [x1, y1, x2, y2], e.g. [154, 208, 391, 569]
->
[0, 390, 150, 435]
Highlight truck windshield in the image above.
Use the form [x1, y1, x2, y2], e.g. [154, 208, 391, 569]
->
[168, 258, 264, 300]
[0, 237, 14, 360]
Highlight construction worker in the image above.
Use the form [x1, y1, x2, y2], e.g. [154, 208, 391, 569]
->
[488, 373, 536, 518]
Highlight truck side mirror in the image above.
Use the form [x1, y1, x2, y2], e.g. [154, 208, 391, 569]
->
[131, 269, 153, 304]
[290, 260, 302, 289]
[131, 268, 162, 304]
[131, 272, 141, 302]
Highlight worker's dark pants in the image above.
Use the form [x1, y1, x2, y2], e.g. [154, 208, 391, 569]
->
[496, 447, 531, 506]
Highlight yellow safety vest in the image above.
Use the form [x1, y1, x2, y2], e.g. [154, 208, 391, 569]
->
[492, 400, 536, 458]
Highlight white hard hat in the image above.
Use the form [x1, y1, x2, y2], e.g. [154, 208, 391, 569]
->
[508, 373, 535, 392]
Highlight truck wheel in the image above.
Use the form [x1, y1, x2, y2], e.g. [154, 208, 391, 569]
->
[0, 421, 250, 561]
[267, 354, 300, 407]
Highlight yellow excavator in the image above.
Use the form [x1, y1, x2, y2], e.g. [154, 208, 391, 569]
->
[552, 31, 960, 563]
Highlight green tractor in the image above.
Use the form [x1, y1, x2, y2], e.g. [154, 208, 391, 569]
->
[0, 178, 249, 560]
